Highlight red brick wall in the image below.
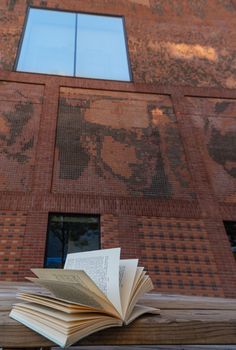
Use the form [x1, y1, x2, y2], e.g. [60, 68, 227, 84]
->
[0, 211, 48, 280]
[186, 96, 236, 203]
[0, 211, 27, 281]
[0, 82, 43, 191]
[0, 0, 235, 298]
[53, 88, 193, 199]
[1, 0, 236, 88]
[102, 215, 225, 297]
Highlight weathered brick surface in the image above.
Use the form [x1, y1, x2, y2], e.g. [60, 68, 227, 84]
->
[0, 82, 43, 191]
[186, 96, 236, 202]
[1, 0, 236, 88]
[53, 88, 193, 199]
[0, 0, 235, 298]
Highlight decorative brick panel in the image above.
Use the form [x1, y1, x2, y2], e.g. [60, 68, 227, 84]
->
[53, 88, 193, 199]
[186, 96, 236, 203]
[0, 82, 43, 191]
[102, 214, 225, 297]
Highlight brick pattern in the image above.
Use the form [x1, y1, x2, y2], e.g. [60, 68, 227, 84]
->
[0, 211, 27, 281]
[102, 214, 142, 259]
[102, 214, 225, 297]
[138, 217, 225, 297]
[220, 203, 236, 221]
[1, 210, 234, 298]
[127, 0, 236, 88]
[2, 0, 236, 88]
[186, 96, 236, 203]
[18, 211, 48, 278]
[202, 218, 236, 299]
[53, 88, 193, 199]
[0, 82, 43, 191]
[0, 0, 235, 298]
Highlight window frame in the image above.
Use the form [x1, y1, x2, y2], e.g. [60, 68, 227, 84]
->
[15, 6, 133, 82]
[44, 212, 101, 268]
[223, 220, 236, 260]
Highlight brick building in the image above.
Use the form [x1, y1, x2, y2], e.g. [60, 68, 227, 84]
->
[0, 0, 236, 298]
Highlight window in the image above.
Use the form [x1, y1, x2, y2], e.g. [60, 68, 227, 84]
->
[16, 8, 131, 81]
[45, 213, 100, 268]
[223, 221, 236, 260]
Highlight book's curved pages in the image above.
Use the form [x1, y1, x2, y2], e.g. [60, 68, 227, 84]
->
[10, 248, 160, 348]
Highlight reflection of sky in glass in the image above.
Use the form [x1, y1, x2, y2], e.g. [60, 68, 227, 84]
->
[17, 9, 131, 81]
[17, 9, 75, 76]
[76, 14, 130, 81]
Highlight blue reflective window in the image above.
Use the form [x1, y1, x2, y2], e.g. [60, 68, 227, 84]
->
[17, 9, 75, 76]
[76, 14, 130, 81]
[16, 8, 131, 81]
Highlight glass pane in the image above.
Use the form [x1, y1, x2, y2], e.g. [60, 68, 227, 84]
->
[76, 14, 130, 81]
[45, 214, 100, 268]
[17, 8, 75, 76]
[224, 221, 236, 260]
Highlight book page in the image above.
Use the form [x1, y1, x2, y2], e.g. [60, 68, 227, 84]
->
[18, 293, 100, 313]
[14, 302, 107, 322]
[64, 248, 122, 316]
[130, 266, 144, 296]
[10, 309, 68, 348]
[27, 277, 119, 317]
[124, 304, 160, 325]
[125, 276, 154, 320]
[31, 269, 108, 302]
[119, 259, 138, 319]
[11, 304, 123, 348]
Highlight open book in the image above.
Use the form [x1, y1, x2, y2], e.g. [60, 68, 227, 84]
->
[10, 248, 160, 347]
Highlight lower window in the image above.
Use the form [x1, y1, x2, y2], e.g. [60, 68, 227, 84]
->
[44, 213, 100, 268]
[223, 221, 236, 260]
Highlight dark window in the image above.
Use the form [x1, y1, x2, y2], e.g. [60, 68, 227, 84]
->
[45, 213, 100, 268]
[16, 8, 131, 81]
[223, 221, 236, 260]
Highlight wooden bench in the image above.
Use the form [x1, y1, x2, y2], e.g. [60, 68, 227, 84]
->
[0, 282, 236, 349]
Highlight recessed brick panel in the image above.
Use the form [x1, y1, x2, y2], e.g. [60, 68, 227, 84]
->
[186, 96, 236, 202]
[102, 214, 225, 297]
[53, 88, 193, 199]
[0, 82, 43, 191]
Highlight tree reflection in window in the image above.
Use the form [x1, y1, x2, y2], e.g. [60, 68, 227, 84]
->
[45, 214, 100, 268]
[223, 221, 236, 261]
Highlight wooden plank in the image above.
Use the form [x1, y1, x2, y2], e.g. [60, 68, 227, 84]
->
[2, 282, 236, 310]
[139, 294, 236, 310]
[0, 282, 236, 347]
[58, 347, 236, 350]
[1, 308, 236, 347]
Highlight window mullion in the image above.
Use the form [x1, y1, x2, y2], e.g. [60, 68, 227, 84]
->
[74, 13, 78, 77]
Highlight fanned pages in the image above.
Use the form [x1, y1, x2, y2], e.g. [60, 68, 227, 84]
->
[64, 247, 122, 315]
[10, 247, 160, 348]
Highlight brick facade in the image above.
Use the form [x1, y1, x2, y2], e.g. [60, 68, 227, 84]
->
[0, 211, 27, 280]
[0, 0, 236, 297]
